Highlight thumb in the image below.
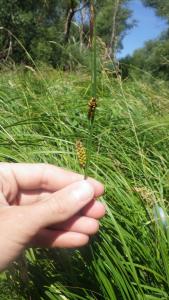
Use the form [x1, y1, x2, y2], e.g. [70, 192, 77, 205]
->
[32, 180, 94, 229]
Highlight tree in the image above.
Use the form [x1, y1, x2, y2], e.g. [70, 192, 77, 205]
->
[63, 0, 90, 43]
[0, 0, 65, 63]
[122, 34, 169, 80]
[122, 1, 169, 80]
[0, 0, 133, 68]
[95, 0, 133, 61]
[142, 0, 169, 19]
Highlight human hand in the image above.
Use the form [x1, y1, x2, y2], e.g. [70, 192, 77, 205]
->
[0, 163, 105, 271]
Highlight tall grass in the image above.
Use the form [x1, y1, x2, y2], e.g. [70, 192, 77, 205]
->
[0, 65, 169, 299]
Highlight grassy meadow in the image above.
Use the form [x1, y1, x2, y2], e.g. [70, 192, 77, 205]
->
[0, 65, 169, 299]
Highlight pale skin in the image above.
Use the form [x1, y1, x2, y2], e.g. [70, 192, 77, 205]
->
[0, 163, 105, 271]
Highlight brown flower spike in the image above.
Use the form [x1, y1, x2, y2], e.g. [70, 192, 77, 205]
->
[88, 97, 97, 122]
[76, 140, 86, 169]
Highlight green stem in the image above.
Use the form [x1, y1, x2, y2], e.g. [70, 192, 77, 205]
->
[92, 24, 97, 98]
[84, 1, 97, 179]
[84, 121, 93, 179]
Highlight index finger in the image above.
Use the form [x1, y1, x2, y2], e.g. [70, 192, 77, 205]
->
[10, 163, 104, 197]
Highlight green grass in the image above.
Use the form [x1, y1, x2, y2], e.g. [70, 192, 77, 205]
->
[0, 66, 169, 299]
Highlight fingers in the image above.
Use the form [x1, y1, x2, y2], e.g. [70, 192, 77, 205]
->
[31, 214, 101, 248]
[32, 181, 95, 228]
[31, 229, 89, 248]
[81, 200, 106, 219]
[18, 190, 105, 220]
[9, 163, 104, 197]
[50, 215, 99, 235]
[17, 189, 51, 206]
[0, 192, 9, 206]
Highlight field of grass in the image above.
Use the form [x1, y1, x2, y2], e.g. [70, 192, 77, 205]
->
[0, 66, 169, 299]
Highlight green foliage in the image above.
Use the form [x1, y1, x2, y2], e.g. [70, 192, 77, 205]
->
[0, 0, 133, 67]
[96, 0, 133, 49]
[0, 0, 69, 64]
[0, 67, 169, 299]
[142, 0, 169, 19]
[120, 1, 169, 81]
[122, 34, 169, 80]
[0, 273, 23, 299]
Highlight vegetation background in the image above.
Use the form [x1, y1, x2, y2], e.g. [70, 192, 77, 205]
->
[0, 0, 169, 299]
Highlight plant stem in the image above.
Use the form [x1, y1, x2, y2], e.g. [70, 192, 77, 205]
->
[92, 21, 97, 98]
[84, 0, 97, 179]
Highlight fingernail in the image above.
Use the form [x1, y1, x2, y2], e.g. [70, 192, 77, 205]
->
[72, 180, 94, 203]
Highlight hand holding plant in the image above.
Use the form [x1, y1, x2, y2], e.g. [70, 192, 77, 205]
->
[0, 163, 105, 271]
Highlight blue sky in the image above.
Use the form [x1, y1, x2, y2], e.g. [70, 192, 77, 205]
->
[118, 0, 168, 58]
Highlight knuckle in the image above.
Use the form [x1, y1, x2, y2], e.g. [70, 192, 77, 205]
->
[55, 199, 67, 216]
[47, 197, 67, 217]
[40, 163, 52, 189]
[0, 166, 18, 203]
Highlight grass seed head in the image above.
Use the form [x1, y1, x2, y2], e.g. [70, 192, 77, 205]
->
[76, 140, 86, 169]
[88, 97, 97, 122]
[133, 186, 155, 207]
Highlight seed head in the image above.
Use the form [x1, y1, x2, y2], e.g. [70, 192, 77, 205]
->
[76, 140, 86, 169]
[133, 186, 155, 207]
[88, 97, 97, 122]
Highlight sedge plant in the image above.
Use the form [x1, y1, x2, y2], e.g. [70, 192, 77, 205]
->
[76, 0, 97, 179]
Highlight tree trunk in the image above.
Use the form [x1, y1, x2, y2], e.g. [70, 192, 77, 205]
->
[79, 1, 86, 51]
[64, 1, 75, 43]
[88, 0, 94, 48]
[64, 1, 89, 44]
[107, 0, 120, 61]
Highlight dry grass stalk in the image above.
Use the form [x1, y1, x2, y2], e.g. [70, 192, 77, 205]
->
[133, 186, 156, 207]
